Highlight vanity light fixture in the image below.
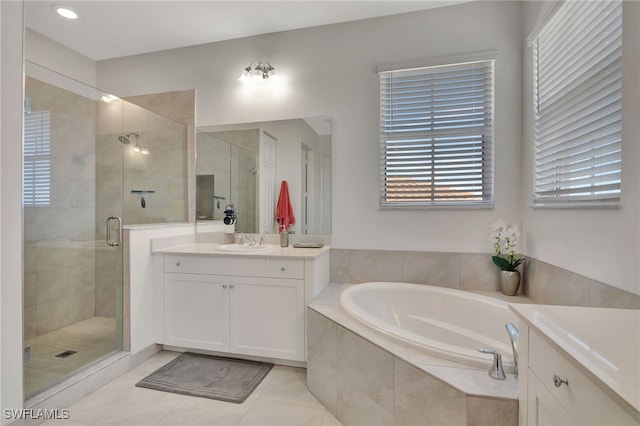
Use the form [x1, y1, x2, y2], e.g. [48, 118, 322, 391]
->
[51, 4, 78, 20]
[239, 62, 278, 81]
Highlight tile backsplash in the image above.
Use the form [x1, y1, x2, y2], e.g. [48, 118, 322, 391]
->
[330, 249, 639, 309]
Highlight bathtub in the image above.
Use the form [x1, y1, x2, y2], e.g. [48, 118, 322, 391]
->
[340, 282, 517, 371]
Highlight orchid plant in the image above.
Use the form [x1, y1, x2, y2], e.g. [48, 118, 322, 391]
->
[489, 220, 525, 271]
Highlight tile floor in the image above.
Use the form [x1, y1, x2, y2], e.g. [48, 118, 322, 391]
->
[25, 317, 118, 399]
[41, 351, 343, 426]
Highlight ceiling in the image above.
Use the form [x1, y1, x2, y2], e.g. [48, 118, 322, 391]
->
[25, 1, 466, 61]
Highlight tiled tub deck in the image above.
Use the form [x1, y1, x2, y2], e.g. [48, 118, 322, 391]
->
[306, 283, 523, 426]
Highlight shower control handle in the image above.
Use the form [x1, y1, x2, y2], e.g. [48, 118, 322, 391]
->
[106, 216, 122, 247]
[478, 348, 506, 380]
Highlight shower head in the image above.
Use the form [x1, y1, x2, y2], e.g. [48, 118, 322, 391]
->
[118, 133, 139, 145]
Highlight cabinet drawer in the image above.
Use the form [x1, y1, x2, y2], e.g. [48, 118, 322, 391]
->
[164, 255, 196, 273]
[196, 256, 265, 277]
[266, 258, 304, 279]
[529, 330, 636, 425]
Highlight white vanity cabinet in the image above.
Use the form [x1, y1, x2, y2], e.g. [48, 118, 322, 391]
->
[228, 275, 304, 360]
[164, 272, 229, 352]
[511, 305, 639, 426]
[524, 329, 637, 426]
[160, 250, 329, 363]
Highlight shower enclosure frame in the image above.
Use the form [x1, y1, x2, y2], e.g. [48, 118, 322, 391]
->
[22, 61, 189, 400]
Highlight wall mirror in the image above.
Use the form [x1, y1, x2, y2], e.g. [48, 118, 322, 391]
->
[196, 117, 332, 235]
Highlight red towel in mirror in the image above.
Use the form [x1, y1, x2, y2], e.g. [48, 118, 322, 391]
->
[275, 180, 295, 232]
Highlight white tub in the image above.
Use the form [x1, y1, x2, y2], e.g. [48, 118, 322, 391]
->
[340, 282, 517, 371]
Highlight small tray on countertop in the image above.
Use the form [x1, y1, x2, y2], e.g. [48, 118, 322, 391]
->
[292, 243, 324, 248]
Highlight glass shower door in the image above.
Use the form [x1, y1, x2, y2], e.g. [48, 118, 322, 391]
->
[23, 63, 124, 400]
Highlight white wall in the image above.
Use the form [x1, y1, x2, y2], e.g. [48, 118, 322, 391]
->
[1, 0, 25, 420]
[25, 29, 96, 88]
[97, 1, 524, 256]
[521, 2, 640, 295]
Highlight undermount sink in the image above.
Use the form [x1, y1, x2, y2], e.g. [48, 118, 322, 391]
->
[216, 244, 274, 253]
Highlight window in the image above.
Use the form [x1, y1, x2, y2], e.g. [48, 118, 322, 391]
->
[379, 60, 494, 209]
[23, 110, 51, 206]
[532, 0, 622, 207]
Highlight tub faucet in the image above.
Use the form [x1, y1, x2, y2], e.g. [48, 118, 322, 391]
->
[505, 322, 519, 380]
[478, 348, 506, 380]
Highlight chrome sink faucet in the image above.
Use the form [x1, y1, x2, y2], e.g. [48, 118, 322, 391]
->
[246, 235, 257, 245]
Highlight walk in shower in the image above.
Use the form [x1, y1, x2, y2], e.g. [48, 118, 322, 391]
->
[23, 62, 188, 399]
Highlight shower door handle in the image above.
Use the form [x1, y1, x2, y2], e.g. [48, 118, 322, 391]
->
[106, 216, 122, 247]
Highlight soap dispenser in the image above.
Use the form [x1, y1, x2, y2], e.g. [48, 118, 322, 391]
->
[280, 230, 289, 247]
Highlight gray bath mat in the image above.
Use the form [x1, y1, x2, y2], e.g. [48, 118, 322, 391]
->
[135, 353, 273, 403]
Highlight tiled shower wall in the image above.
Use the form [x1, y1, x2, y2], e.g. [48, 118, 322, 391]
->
[94, 95, 190, 316]
[125, 90, 196, 223]
[24, 77, 97, 338]
[330, 249, 640, 309]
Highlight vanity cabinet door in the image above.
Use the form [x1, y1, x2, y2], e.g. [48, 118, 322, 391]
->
[527, 370, 578, 426]
[229, 276, 305, 361]
[164, 273, 229, 351]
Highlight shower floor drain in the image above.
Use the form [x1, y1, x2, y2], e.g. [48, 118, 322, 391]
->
[55, 350, 77, 358]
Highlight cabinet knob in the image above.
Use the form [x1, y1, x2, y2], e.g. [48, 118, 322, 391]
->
[223, 284, 228, 289]
[230, 284, 235, 289]
[176, 261, 181, 267]
[281, 266, 286, 271]
[552, 374, 569, 388]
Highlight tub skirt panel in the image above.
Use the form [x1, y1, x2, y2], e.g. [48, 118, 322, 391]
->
[307, 308, 518, 426]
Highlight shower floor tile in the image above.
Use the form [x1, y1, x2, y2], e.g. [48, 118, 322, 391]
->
[25, 316, 118, 399]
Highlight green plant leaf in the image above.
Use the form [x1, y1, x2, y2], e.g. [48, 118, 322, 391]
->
[492, 256, 512, 270]
[492, 255, 525, 271]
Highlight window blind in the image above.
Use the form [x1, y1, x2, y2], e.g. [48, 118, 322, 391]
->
[23, 111, 51, 206]
[379, 60, 494, 208]
[533, 0, 622, 207]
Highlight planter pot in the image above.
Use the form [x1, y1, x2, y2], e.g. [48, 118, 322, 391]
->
[500, 270, 521, 296]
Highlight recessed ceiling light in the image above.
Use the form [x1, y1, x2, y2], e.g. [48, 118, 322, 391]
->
[51, 4, 78, 20]
[100, 94, 118, 103]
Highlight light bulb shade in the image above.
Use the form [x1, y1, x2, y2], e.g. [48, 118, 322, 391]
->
[133, 145, 141, 153]
[238, 67, 251, 81]
[141, 147, 150, 155]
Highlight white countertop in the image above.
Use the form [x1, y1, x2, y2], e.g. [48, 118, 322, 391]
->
[153, 242, 331, 259]
[510, 303, 640, 417]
